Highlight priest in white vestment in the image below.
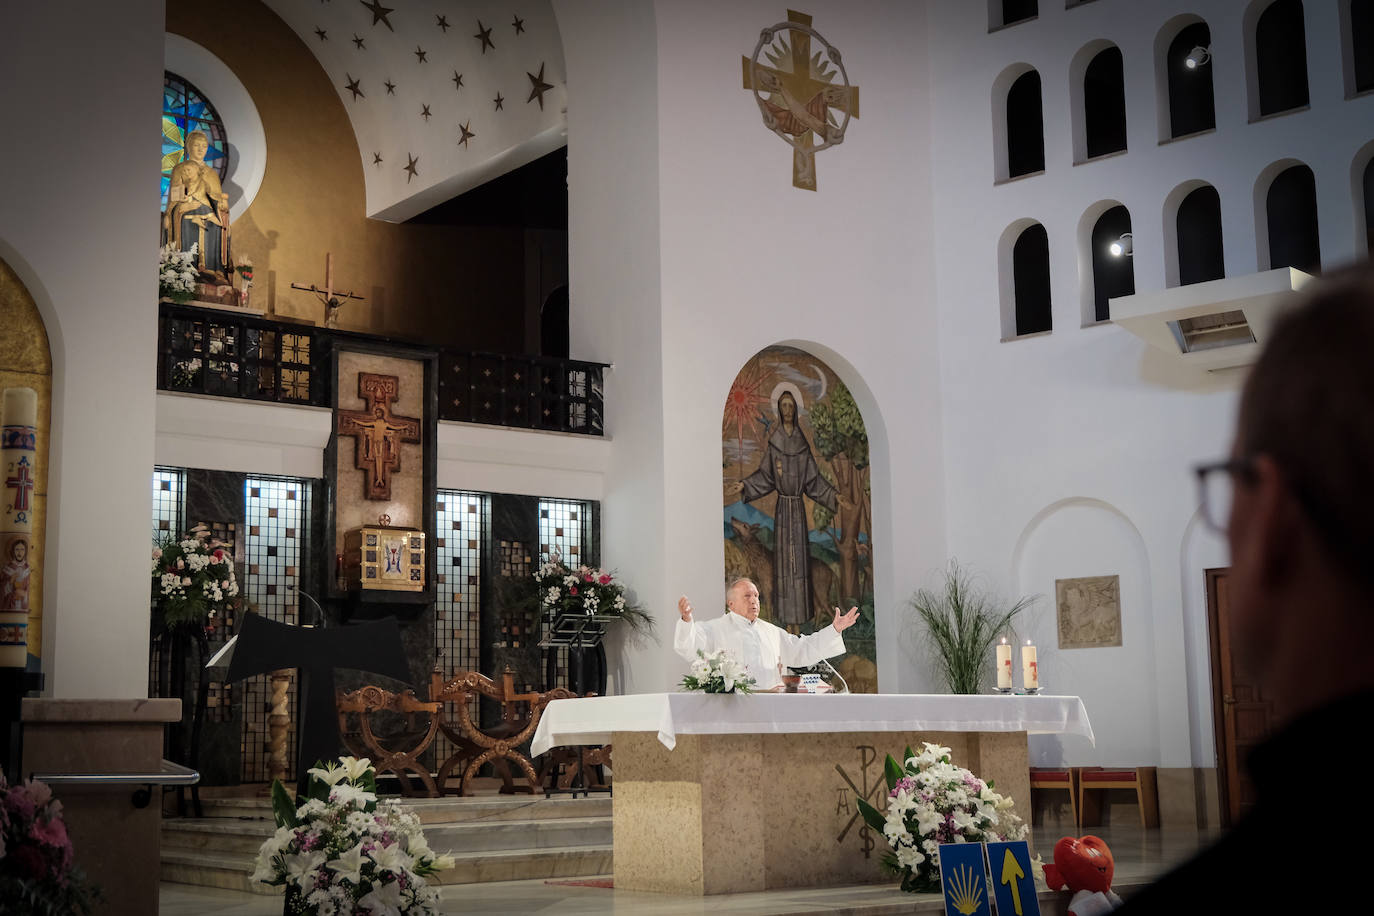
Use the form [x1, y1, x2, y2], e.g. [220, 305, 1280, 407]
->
[674, 577, 859, 690]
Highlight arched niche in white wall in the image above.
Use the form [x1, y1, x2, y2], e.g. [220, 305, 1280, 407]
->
[1342, 0, 1374, 98]
[1254, 159, 1321, 273]
[1164, 179, 1225, 288]
[1012, 497, 1157, 766]
[1352, 139, 1374, 256]
[1244, 0, 1311, 120]
[1078, 199, 1133, 326]
[992, 63, 1045, 182]
[1179, 508, 1230, 771]
[165, 33, 266, 222]
[999, 218, 1052, 340]
[1070, 39, 1127, 163]
[1155, 14, 1217, 142]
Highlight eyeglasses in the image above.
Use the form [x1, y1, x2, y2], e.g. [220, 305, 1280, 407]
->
[1194, 457, 1257, 533]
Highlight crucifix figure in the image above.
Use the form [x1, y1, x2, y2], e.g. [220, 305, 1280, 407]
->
[291, 252, 366, 328]
[5, 457, 34, 522]
[337, 373, 421, 501]
[742, 10, 860, 191]
[225, 612, 409, 795]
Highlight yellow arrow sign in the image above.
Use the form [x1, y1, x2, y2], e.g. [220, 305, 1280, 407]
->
[1000, 847, 1026, 915]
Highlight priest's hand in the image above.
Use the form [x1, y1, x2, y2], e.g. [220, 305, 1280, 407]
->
[832, 606, 859, 633]
[678, 595, 694, 622]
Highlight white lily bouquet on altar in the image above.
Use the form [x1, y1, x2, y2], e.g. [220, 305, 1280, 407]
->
[680, 648, 757, 694]
[250, 756, 454, 915]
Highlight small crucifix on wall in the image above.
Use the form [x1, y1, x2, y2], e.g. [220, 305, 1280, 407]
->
[291, 252, 366, 328]
[337, 373, 421, 500]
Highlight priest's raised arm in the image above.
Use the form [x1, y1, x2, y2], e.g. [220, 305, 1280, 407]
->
[674, 577, 858, 690]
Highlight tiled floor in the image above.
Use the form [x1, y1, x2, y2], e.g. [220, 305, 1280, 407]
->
[159, 824, 1218, 915]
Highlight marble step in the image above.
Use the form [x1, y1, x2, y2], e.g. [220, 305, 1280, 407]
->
[162, 813, 612, 856]
[194, 792, 612, 825]
[160, 843, 614, 891]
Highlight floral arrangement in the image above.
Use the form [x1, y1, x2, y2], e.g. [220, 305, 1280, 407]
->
[856, 742, 1028, 893]
[679, 648, 757, 694]
[0, 774, 100, 915]
[158, 242, 199, 303]
[251, 756, 454, 915]
[150, 523, 240, 630]
[533, 551, 652, 632]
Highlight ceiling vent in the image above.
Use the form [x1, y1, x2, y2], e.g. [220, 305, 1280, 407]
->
[1110, 268, 1313, 372]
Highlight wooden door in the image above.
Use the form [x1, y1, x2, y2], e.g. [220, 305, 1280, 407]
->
[1206, 568, 1276, 826]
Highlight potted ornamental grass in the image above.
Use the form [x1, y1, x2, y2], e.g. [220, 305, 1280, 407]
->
[910, 560, 1037, 694]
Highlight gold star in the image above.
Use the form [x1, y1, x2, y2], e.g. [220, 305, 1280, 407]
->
[526, 62, 553, 110]
[436, 14, 450, 32]
[493, 91, 504, 111]
[343, 74, 364, 100]
[352, 34, 365, 49]
[359, 0, 394, 31]
[314, 26, 328, 41]
[384, 79, 396, 95]
[404, 153, 419, 182]
[414, 45, 427, 63]
[458, 120, 475, 147]
[474, 20, 494, 53]
[452, 71, 464, 90]
[373, 152, 383, 165]
[421, 103, 432, 121]
[512, 14, 525, 34]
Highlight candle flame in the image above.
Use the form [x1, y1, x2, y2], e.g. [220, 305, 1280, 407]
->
[1026, 639, 1033, 646]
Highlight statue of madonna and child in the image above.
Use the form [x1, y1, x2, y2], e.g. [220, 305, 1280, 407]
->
[162, 130, 240, 303]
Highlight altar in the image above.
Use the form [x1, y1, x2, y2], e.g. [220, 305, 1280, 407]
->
[532, 693, 1094, 896]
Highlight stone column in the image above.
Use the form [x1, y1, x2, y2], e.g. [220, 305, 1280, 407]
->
[21, 697, 182, 914]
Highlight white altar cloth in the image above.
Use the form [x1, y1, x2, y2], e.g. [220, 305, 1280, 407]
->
[530, 692, 1093, 755]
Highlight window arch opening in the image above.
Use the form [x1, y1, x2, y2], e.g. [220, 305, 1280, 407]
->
[1005, 69, 1045, 179]
[1249, 0, 1310, 118]
[1072, 43, 1128, 161]
[1087, 204, 1134, 323]
[1000, 221, 1052, 338]
[1263, 163, 1321, 272]
[1345, 0, 1374, 96]
[1176, 185, 1225, 286]
[1161, 20, 1216, 138]
[991, 0, 1038, 30]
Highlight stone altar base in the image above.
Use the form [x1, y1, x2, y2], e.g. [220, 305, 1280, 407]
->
[611, 729, 1031, 896]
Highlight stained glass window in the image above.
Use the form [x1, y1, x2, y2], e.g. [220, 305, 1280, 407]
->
[162, 72, 228, 211]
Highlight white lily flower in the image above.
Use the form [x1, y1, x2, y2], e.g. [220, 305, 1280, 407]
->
[326, 842, 367, 885]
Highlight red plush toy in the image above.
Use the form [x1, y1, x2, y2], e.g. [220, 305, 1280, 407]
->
[1042, 835, 1122, 916]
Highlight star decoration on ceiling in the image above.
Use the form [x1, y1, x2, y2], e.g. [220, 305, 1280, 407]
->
[493, 92, 504, 111]
[458, 120, 475, 147]
[512, 14, 525, 34]
[373, 152, 383, 165]
[436, 14, 450, 32]
[421, 103, 432, 121]
[384, 79, 397, 95]
[474, 20, 495, 53]
[360, 0, 394, 31]
[526, 62, 553, 110]
[414, 45, 427, 63]
[314, 26, 328, 41]
[404, 153, 419, 182]
[344, 74, 364, 100]
[451, 71, 464, 90]
[352, 33, 365, 49]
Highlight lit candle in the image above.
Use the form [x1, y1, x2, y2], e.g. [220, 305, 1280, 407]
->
[1022, 640, 1039, 690]
[996, 638, 1013, 690]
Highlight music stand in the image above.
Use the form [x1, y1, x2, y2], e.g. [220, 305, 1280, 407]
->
[538, 612, 619, 797]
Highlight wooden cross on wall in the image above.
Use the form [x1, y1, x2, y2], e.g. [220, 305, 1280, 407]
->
[337, 373, 421, 501]
[291, 252, 365, 328]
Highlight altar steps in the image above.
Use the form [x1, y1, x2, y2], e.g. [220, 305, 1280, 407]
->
[159, 793, 613, 894]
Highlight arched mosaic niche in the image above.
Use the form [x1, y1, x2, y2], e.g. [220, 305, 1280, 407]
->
[722, 345, 876, 692]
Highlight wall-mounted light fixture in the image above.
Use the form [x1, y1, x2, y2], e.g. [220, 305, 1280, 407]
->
[1184, 46, 1212, 70]
[1109, 232, 1134, 258]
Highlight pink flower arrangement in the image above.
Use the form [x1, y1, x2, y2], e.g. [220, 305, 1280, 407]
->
[532, 552, 652, 633]
[0, 773, 99, 914]
[150, 523, 241, 631]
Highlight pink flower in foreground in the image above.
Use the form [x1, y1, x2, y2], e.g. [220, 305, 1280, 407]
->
[598, 575, 611, 585]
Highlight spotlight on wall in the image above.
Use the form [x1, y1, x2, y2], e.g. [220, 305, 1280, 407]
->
[1109, 233, 1134, 258]
[1184, 46, 1212, 70]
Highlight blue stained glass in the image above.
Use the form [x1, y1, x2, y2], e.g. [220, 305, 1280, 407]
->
[161, 72, 228, 211]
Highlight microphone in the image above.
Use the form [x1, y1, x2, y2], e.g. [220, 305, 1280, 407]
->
[821, 657, 850, 694]
[297, 588, 327, 628]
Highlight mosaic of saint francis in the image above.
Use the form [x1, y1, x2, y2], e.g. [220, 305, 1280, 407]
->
[722, 347, 877, 689]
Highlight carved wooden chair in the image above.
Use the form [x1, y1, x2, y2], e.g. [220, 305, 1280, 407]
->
[429, 667, 576, 796]
[335, 685, 442, 798]
[538, 742, 613, 795]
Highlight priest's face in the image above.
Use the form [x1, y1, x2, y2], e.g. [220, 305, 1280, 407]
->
[728, 580, 761, 622]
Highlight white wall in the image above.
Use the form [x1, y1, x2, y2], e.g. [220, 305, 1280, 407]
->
[0, 0, 167, 697]
[926, 0, 1372, 767]
[557, 0, 947, 694]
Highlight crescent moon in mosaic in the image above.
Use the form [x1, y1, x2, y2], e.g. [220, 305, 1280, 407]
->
[811, 365, 827, 402]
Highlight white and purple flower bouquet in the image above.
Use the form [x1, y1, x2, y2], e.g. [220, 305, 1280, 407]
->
[856, 742, 1027, 893]
[250, 756, 454, 915]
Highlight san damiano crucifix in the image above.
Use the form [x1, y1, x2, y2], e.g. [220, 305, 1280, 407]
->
[336, 373, 421, 501]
